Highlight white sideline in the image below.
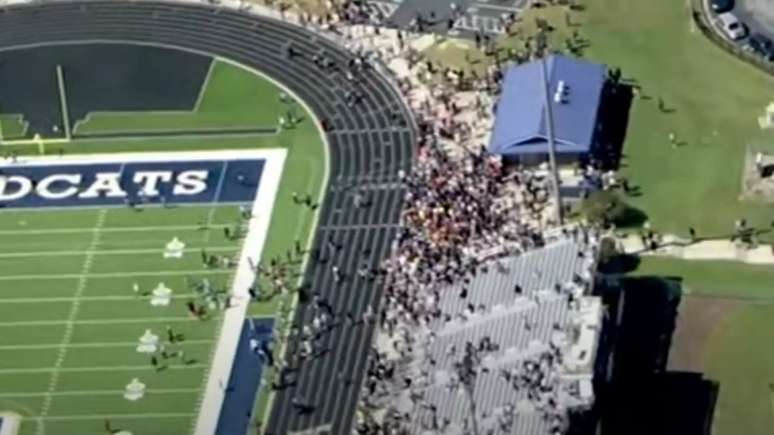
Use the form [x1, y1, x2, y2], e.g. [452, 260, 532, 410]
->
[1, 149, 284, 166]
[193, 149, 286, 435]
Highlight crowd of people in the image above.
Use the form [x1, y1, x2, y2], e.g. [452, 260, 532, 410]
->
[222, 1, 603, 433]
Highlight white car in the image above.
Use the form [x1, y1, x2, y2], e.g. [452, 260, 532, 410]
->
[718, 12, 748, 40]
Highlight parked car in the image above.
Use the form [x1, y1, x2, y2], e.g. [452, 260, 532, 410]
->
[711, 0, 735, 13]
[747, 33, 774, 61]
[718, 12, 748, 40]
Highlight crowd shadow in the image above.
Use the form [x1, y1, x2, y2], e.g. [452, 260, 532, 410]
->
[569, 277, 718, 435]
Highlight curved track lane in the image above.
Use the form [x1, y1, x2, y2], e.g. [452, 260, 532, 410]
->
[0, 1, 415, 433]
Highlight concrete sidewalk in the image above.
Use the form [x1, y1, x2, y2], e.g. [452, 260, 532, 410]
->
[617, 233, 774, 265]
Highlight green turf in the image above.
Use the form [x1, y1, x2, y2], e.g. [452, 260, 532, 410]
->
[73, 59, 286, 134]
[0, 205, 234, 435]
[0, 114, 28, 140]
[633, 256, 774, 299]
[0, 53, 326, 435]
[704, 303, 774, 435]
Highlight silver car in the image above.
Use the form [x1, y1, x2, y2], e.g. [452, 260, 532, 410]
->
[718, 12, 748, 40]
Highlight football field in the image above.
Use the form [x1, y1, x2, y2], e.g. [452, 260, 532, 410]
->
[0, 44, 326, 435]
[0, 205, 242, 435]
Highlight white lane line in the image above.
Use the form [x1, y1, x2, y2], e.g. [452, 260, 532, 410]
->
[0, 224, 230, 236]
[0, 246, 236, 259]
[0, 364, 207, 375]
[0, 388, 201, 398]
[0, 316, 208, 327]
[0, 294, 199, 303]
[36, 209, 107, 435]
[0, 270, 232, 281]
[0, 339, 214, 351]
[34, 412, 195, 421]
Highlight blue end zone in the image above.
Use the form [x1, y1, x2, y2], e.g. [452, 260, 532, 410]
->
[215, 317, 274, 435]
[0, 158, 265, 209]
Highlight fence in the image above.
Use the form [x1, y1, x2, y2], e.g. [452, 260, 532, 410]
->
[690, 0, 774, 76]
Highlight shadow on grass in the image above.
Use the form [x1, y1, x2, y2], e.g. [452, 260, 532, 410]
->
[594, 82, 634, 170]
[572, 277, 719, 435]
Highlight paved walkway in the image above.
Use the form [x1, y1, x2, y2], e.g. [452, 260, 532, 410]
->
[617, 233, 774, 265]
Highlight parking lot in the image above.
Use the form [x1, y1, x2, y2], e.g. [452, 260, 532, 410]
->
[710, 0, 774, 59]
[734, 0, 774, 40]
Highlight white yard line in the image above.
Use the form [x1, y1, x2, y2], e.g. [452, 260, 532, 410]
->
[0, 339, 213, 351]
[0, 246, 236, 259]
[0, 364, 206, 375]
[0, 224, 229, 236]
[0, 294, 198, 303]
[0, 388, 201, 398]
[35, 209, 107, 435]
[34, 412, 195, 421]
[202, 161, 230, 245]
[0, 316, 203, 327]
[0, 270, 231, 281]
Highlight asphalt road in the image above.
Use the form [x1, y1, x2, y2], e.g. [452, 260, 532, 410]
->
[0, 1, 416, 434]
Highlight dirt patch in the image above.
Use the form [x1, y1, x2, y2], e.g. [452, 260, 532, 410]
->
[667, 295, 740, 373]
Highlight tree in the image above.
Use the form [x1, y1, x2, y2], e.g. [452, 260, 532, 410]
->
[579, 190, 646, 228]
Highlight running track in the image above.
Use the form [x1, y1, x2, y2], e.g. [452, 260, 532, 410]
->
[0, 1, 415, 433]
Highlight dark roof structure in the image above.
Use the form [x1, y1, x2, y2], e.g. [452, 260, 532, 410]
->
[489, 55, 607, 157]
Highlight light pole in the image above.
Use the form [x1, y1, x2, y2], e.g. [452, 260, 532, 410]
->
[540, 56, 564, 226]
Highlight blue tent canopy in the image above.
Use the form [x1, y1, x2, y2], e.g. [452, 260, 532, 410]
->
[489, 55, 607, 157]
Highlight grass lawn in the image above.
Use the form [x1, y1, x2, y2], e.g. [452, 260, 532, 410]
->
[634, 256, 774, 299]
[703, 302, 774, 435]
[73, 59, 285, 134]
[580, 0, 774, 238]
[0, 53, 326, 434]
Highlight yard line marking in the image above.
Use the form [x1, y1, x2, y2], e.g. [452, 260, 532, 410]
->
[0, 316, 209, 327]
[0, 224, 230, 236]
[0, 246, 236, 259]
[202, 161, 230, 245]
[36, 209, 107, 435]
[0, 270, 231, 281]
[0, 294, 199, 303]
[0, 363, 206, 375]
[35, 412, 195, 421]
[0, 388, 201, 398]
[0, 339, 214, 351]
